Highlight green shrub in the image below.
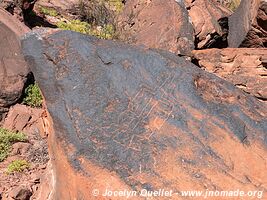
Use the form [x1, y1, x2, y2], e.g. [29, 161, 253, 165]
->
[7, 160, 30, 174]
[91, 24, 116, 39]
[57, 20, 116, 39]
[0, 128, 27, 162]
[40, 6, 58, 17]
[57, 20, 91, 34]
[106, 0, 124, 13]
[227, 0, 241, 11]
[23, 83, 43, 108]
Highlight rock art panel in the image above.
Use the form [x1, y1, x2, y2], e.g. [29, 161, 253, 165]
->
[22, 30, 267, 200]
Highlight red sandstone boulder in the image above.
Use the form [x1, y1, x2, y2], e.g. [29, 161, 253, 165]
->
[228, 0, 267, 47]
[117, 0, 195, 55]
[185, 0, 232, 49]
[0, 9, 30, 121]
[22, 30, 267, 200]
[192, 48, 267, 101]
[0, 8, 29, 36]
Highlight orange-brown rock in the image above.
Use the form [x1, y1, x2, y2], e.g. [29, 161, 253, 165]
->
[228, 0, 267, 47]
[192, 48, 267, 101]
[0, 8, 29, 35]
[185, 0, 232, 49]
[3, 104, 45, 136]
[0, 103, 51, 200]
[117, 0, 194, 55]
[36, 0, 79, 11]
[22, 30, 267, 200]
[0, 8, 30, 121]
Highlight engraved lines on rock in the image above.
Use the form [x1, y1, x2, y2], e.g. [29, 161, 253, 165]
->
[69, 70, 179, 151]
[105, 71, 177, 152]
[43, 37, 79, 80]
[43, 38, 97, 141]
[48, 39, 180, 153]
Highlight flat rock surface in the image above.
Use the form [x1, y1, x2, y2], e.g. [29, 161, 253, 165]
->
[0, 8, 30, 121]
[192, 48, 267, 101]
[117, 0, 194, 56]
[22, 30, 267, 199]
[228, 0, 267, 47]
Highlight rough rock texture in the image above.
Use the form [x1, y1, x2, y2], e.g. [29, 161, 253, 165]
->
[0, 8, 29, 35]
[117, 0, 194, 55]
[0, 104, 51, 200]
[36, 0, 79, 11]
[185, 0, 232, 49]
[3, 104, 46, 135]
[0, 0, 36, 11]
[22, 30, 267, 200]
[0, 9, 30, 121]
[192, 48, 267, 101]
[0, 0, 37, 21]
[228, 0, 267, 48]
[30, 161, 54, 200]
[2, 104, 50, 164]
[9, 186, 32, 200]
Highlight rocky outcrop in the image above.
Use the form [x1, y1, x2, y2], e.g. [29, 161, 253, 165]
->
[117, 0, 194, 55]
[3, 104, 45, 135]
[192, 48, 267, 101]
[22, 29, 267, 200]
[0, 104, 51, 200]
[9, 186, 32, 200]
[0, 8, 29, 35]
[116, 0, 232, 54]
[228, 0, 267, 47]
[36, 0, 79, 11]
[0, 0, 37, 21]
[185, 0, 232, 49]
[0, 9, 30, 121]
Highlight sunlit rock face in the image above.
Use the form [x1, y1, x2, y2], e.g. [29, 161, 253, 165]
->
[184, 0, 232, 49]
[228, 0, 267, 48]
[117, 0, 195, 56]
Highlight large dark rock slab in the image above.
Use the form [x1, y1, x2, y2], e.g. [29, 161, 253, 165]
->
[0, 8, 30, 121]
[22, 29, 267, 200]
[117, 0, 194, 56]
[228, 0, 267, 48]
